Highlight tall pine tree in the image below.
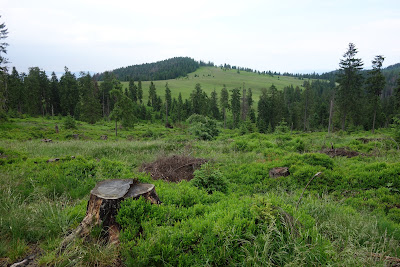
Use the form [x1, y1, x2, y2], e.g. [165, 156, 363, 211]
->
[220, 85, 229, 128]
[336, 43, 363, 130]
[60, 67, 78, 116]
[230, 88, 241, 128]
[366, 55, 385, 133]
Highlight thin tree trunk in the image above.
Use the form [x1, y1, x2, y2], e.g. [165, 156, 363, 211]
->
[304, 88, 308, 132]
[165, 101, 168, 125]
[115, 119, 118, 137]
[223, 108, 226, 128]
[341, 112, 346, 131]
[241, 84, 247, 121]
[328, 98, 334, 134]
[372, 107, 377, 134]
[102, 90, 105, 118]
[107, 97, 110, 119]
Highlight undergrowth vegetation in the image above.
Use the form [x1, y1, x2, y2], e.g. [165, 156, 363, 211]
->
[0, 117, 400, 266]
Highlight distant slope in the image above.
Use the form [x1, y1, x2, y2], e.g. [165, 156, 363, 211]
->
[95, 57, 201, 81]
[121, 66, 310, 103]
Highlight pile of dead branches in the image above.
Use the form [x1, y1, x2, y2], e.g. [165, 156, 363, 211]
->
[139, 155, 207, 182]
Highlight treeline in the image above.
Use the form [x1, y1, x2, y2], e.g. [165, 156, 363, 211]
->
[0, 64, 335, 132]
[1, 41, 400, 134]
[1, 45, 400, 135]
[94, 57, 207, 82]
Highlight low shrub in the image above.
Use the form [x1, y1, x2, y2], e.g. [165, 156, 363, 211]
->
[64, 115, 77, 129]
[191, 163, 228, 194]
[187, 114, 219, 140]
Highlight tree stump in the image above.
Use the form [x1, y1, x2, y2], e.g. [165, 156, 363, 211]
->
[269, 167, 290, 178]
[61, 179, 161, 249]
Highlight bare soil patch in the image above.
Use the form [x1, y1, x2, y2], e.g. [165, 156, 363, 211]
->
[139, 155, 207, 182]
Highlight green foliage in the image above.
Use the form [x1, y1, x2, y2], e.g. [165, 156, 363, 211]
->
[187, 114, 219, 140]
[250, 196, 277, 224]
[391, 116, 400, 142]
[1, 118, 400, 265]
[336, 43, 364, 130]
[110, 86, 136, 131]
[63, 115, 77, 129]
[96, 57, 200, 81]
[0, 147, 26, 165]
[275, 119, 290, 133]
[191, 163, 228, 194]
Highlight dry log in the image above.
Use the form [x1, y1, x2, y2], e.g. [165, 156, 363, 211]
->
[61, 179, 161, 250]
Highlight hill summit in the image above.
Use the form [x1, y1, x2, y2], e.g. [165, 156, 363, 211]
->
[94, 57, 213, 81]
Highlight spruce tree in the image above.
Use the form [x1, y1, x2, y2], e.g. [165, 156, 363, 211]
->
[99, 71, 114, 117]
[7, 67, 24, 113]
[210, 89, 220, 120]
[366, 55, 385, 133]
[165, 82, 171, 125]
[137, 80, 143, 104]
[110, 85, 135, 136]
[78, 73, 101, 124]
[230, 88, 241, 128]
[257, 89, 269, 133]
[177, 93, 183, 121]
[336, 43, 363, 130]
[395, 75, 400, 113]
[220, 85, 229, 128]
[148, 81, 158, 111]
[129, 79, 137, 102]
[191, 83, 205, 115]
[0, 16, 8, 117]
[24, 67, 50, 116]
[60, 67, 78, 116]
[268, 84, 278, 130]
[50, 72, 61, 116]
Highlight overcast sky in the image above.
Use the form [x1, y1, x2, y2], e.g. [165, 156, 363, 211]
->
[1, 0, 400, 75]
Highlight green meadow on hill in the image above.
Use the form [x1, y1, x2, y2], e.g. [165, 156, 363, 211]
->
[121, 66, 309, 101]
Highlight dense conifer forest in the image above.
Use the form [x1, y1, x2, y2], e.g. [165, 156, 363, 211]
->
[93, 57, 206, 81]
[1, 50, 400, 133]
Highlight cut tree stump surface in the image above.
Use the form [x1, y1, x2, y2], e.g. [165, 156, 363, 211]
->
[91, 179, 134, 199]
[60, 179, 160, 250]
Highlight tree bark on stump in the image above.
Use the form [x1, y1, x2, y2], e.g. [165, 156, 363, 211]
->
[61, 179, 161, 250]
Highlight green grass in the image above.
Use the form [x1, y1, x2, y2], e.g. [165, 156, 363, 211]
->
[121, 66, 309, 102]
[1, 117, 400, 266]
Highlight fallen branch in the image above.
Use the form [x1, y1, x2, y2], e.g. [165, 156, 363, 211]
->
[172, 161, 205, 172]
[296, 172, 322, 209]
[370, 252, 400, 265]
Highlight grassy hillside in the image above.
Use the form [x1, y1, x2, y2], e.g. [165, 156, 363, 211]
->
[121, 66, 308, 101]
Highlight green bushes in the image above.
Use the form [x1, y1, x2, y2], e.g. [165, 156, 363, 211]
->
[0, 147, 26, 165]
[63, 115, 77, 129]
[187, 114, 219, 140]
[1, 118, 400, 265]
[117, 194, 342, 266]
[391, 116, 400, 142]
[191, 163, 228, 194]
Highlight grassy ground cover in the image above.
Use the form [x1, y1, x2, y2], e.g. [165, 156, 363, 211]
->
[1, 117, 399, 266]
